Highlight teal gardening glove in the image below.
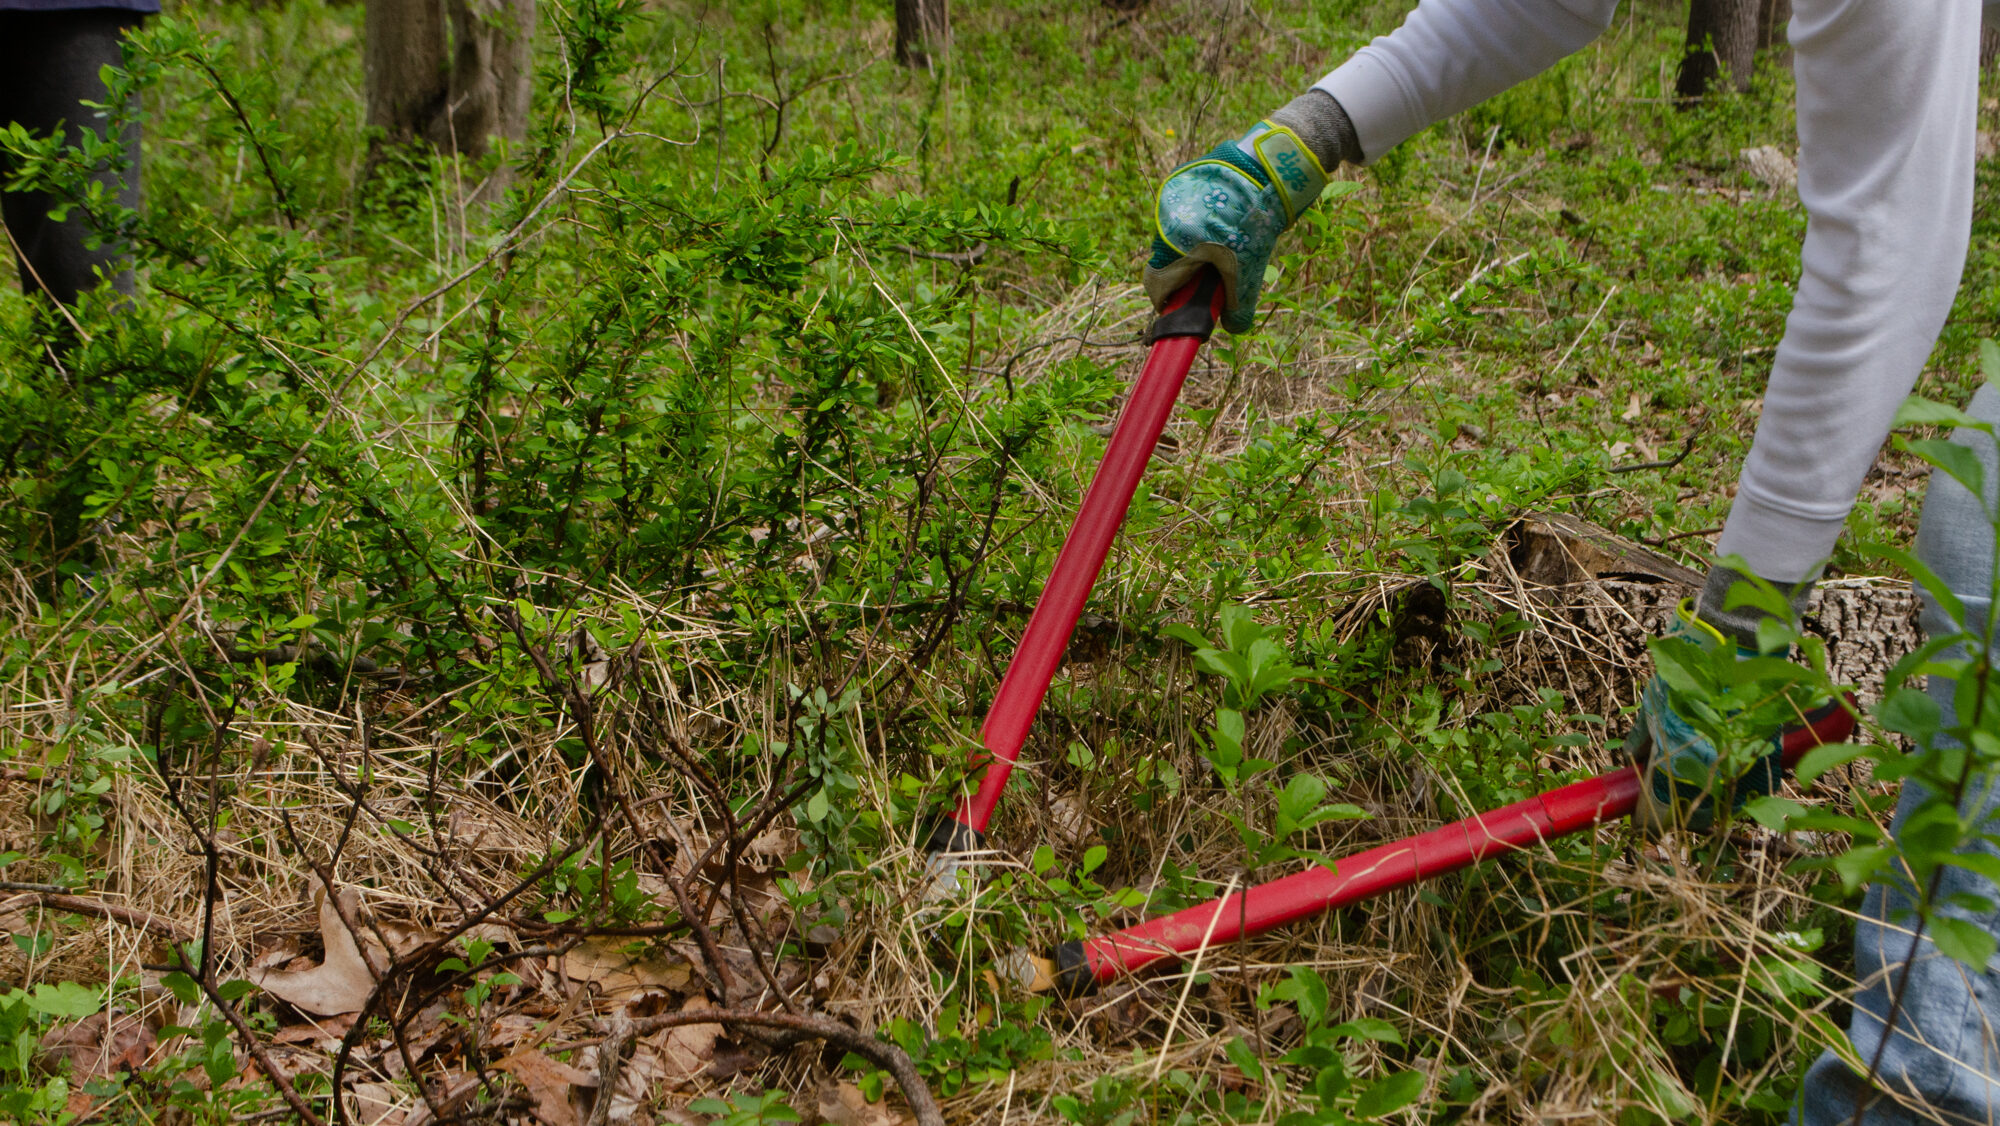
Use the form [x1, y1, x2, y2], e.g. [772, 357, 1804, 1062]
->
[1629, 600, 1839, 833]
[1144, 121, 1332, 335]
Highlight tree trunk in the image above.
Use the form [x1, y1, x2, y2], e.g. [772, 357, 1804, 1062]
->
[1982, 23, 1998, 73]
[1756, 0, 1790, 50]
[1676, 0, 1759, 99]
[894, 0, 950, 70]
[365, 0, 535, 158]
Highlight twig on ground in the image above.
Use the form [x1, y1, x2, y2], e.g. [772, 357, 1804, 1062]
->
[0, 891, 190, 941]
[624, 1008, 946, 1126]
[1610, 434, 1698, 474]
[1638, 525, 1722, 548]
[588, 1011, 636, 1126]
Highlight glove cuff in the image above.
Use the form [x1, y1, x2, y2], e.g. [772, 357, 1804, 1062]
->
[1267, 89, 1365, 170]
[1234, 121, 1329, 226]
[1694, 565, 1816, 652]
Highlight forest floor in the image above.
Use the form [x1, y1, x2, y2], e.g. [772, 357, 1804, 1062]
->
[1, 1, 1998, 1124]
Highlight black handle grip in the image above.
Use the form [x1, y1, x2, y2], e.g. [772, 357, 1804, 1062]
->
[1051, 940, 1096, 998]
[925, 818, 984, 856]
[1145, 265, 1225, 344]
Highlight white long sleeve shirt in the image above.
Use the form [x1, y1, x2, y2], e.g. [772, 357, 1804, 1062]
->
[1316, 0, 1992, 582]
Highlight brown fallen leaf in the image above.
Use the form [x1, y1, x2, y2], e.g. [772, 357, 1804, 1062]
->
[349, 1082, 404, 1126]
[376, 918, 445, 958]
[250, 936, 301, 971]
[654, 997, 720, 1089]
[561, 937, 692, 1001]
[38, 1011, 157, 1081]
[744, 827, 798, 862]
[402, 1073, 482, 1126]
[483, 1012, 544, 1051]
[250, 888, 380, 1015]
[378, 1001, 454, 1081]
[818, 1081, 912, 1126]
[271, 1012, 358, 1047]
[495, 1048, 597, 1126]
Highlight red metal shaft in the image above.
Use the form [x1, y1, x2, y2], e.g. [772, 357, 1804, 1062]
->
[1072, 699, 1854, 986]
[949, 273, 1223, 836]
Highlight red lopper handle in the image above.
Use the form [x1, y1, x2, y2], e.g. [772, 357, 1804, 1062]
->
[932, 268, 1226, 851]
[1048, 696, 1857, 993]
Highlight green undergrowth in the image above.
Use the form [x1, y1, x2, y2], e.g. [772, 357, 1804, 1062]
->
[0, 0, 1998, 1123]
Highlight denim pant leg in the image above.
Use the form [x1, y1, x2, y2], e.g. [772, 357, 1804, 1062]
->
[1796, 383, 2000, 1126]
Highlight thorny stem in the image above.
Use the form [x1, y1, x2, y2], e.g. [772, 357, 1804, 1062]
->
[197, 972, 330, 1126]
[328, 825, 600, 1122]
[502, 608, 741, 1005]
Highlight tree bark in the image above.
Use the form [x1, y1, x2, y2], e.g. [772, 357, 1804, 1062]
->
[1676, 0, 1759, 99]
[365, 0, 535, 158]
[1756, 0, 1790, 50]
[894, 0, 950, 70]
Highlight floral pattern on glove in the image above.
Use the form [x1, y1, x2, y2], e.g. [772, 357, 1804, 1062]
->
[1153, 154, 1288, 334]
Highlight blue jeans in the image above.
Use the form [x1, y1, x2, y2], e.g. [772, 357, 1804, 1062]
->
[1796, 383, 2000, 1126]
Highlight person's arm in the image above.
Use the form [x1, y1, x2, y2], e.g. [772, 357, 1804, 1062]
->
[1145, 0, 1619, 333]
[1311, 0, 1619, 165]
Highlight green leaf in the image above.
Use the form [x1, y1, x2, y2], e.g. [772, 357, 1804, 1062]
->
[1158, 623, 1213, 649]
[27, 981, 98, 1018]
[1982, 338, 2000, 383]
[1832, 845, 1890, 894]
[1713, 563, 1794, 621]
[1221, 606, 1264, 653]
[1275, 965, 1330, 1027]
[1352, 1071, 1424, 1118]
[1930, 916, 1997, 969]
[1904, 438, 1986, 503]
[1277, 774, 1328, 838]
[1327, 1017, 1404, 1046]
[1215, 708, 1246, 744]
[1194, 648, 1251, 689]
[1863, 544, 1966, 628]
[162, 971, 199, 1006]
[1223, 1035, 1265, 1082]
[1080, 845, 1107, 876]
[1795, 742, 1871, 786]
[1894, 396, 1985, 431]
[1032, 845, 1055, 876]
[1879, 688, 1942, 739]
[1306, 803, 1371, 825]
[1742, 795, 1805, 831]
[1647, 636, 1714, 697]
[805, 789, 830, 823]
[1942, 851, 2000, 886]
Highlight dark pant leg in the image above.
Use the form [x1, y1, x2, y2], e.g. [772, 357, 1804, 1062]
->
[0, 10, 144, 307]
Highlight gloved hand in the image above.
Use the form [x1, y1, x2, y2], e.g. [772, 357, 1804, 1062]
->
[1144, 121, 1330, 335]
[1628, 601, 1803, 834]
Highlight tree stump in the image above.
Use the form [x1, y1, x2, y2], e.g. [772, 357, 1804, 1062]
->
[1497, 512, 1918, 713]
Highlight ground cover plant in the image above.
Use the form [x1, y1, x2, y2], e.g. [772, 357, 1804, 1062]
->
[0, 0, 1998, 1123]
